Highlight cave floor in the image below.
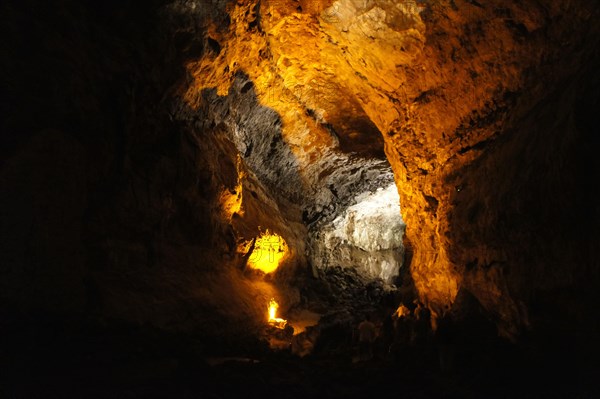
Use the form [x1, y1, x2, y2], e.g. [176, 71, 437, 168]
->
[2, 314, 598, 399]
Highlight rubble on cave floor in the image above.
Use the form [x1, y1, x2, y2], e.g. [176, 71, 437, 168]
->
[261, 265, 406, 359]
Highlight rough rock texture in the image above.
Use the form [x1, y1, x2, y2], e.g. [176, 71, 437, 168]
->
[382, 0, 600, 338]
[1, 0, 599, 382]
[0, 0, 293, 340]
[177, 0, 410, 298]
[311, 184, 405, 283]
[175, 0, 600, 340]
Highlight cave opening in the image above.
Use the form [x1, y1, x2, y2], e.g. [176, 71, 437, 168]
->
[178, 67, 411, 348]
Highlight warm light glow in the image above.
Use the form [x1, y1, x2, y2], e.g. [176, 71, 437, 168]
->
[247, 230, 288, 274]
[394, 304, 411, 318]
[268, 298, 278, 320]
[219, 155, 245, 220]
[268, 298, 287, 329]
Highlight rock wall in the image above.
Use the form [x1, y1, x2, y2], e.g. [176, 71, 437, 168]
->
[177, 0, 600, 339]
[2, 0, 599, 344]
[0, 0, 295, 339]
[311, 184, 405, 283]
[380, 0, 600, 338]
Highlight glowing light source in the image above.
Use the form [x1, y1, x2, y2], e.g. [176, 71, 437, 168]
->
[394, 304, 411, 318]
[268, 298, 287, 329]
[219, 155, 245, 220]
[247, 230, 288, 274]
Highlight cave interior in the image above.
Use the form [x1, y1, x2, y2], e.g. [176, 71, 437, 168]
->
[1, 0, 599, 398]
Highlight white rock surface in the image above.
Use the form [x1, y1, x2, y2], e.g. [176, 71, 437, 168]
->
[311, 184, 405, 284]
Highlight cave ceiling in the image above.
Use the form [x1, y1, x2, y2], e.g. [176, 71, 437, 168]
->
[171, 0, 600, 338]
[1, 0, 598, 346]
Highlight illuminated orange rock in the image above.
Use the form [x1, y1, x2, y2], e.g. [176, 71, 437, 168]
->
[181, 0, 600, 338]
[3, 0, 598, 349]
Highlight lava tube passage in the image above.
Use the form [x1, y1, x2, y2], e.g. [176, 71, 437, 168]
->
[309, 183, 406, 285]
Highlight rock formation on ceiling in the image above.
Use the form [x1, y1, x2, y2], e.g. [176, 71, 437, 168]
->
[176, 0, 600, 339]
[1, 0, 599, 352]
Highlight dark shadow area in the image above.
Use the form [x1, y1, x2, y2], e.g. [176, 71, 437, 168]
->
[3, 300, 598, 399]
[322, 91, 387, 159]
[444, 44, 600, 396]
[193, 70, 306, 206]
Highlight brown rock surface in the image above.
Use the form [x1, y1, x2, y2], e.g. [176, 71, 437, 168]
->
[177, 0, 600, 338]
[1, 4, 599, 396]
